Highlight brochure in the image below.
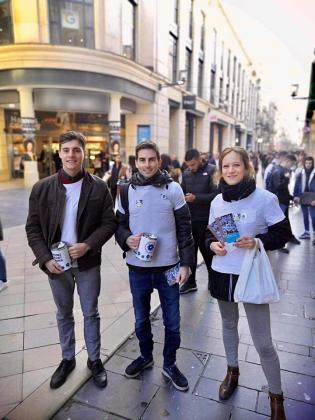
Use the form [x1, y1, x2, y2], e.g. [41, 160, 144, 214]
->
[208, 213, 240, 251]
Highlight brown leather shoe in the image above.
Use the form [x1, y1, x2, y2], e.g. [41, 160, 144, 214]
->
[269, 392, 286, 420]
[219, 366, 239, 400]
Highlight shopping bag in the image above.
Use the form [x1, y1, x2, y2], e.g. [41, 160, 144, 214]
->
[234, 238, 280, 304]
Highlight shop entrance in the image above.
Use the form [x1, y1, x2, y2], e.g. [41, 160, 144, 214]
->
[4, 110, 126, 179]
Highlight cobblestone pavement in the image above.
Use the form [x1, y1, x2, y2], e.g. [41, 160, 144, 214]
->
[0, 183, 314, 420]
[53, 206, 315, 420]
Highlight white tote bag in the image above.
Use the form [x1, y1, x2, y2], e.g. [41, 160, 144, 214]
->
[234, 238, 280, 304]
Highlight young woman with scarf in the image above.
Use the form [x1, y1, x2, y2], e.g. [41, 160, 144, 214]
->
[205, 147, 292, 420]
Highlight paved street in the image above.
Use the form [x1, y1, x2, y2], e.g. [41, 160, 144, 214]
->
[0, 183, 315, 419]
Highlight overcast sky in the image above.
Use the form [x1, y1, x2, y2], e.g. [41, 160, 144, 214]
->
[222, 0, 315, 144]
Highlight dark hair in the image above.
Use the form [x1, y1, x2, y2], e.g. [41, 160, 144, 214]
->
[135, 141, 160, 160]
[305, 156, 314, 163]
[160, 153, 172, 171]
[285, 153, 297, 162]
[59, 131, 86, 149]
[185, 148, 200, 161]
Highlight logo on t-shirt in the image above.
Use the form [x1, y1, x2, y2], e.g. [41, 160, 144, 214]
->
[233, 212, 247, 221]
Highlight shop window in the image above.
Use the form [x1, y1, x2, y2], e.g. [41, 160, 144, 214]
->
[0, 0, 13, 45]
[122, 0, 136, 60]
[48, 0, 95, 48]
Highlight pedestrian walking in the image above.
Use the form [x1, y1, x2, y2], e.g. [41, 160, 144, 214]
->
[270, 153, 301, 253]
[205, 147, 292, 420]
[0, 218, 8, 292]
[180, 148, 217, 294]
[25, 130, 117, 390]
[115, 141, 194, 391]
[109, 153, 127, 204]
[293, 156, 315, 245]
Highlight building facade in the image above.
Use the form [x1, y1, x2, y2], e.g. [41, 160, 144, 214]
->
[0, 0, 261, 181]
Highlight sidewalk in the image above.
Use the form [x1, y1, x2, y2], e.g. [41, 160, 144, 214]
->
[53, 206, 315, 420]
[0, 225, 162, 420]
[0, 185, 315, 419]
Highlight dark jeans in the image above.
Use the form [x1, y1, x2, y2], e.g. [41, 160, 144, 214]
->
[189, 221, 213, 284]
[279, 203, 288, 217]
[110, 187, 117, 205]
[301, 204, 315, 233]
[129, 270, 180, 367]
[0, 249, 6, 282]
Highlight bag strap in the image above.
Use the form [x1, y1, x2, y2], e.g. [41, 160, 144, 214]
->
[120, 182, 130, 217]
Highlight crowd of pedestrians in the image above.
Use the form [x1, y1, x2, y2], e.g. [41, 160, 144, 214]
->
[10, 129, 313, 420]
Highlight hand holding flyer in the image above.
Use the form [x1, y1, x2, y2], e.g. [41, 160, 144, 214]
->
[208, 213, 240, 252]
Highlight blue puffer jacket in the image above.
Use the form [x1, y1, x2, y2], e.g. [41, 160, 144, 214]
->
[294, 168, 315, 197]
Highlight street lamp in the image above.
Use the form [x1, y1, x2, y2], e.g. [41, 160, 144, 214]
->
[158, 80, 185, 90]
[291, 84, 315, 102]
[158, 69, 187, 90]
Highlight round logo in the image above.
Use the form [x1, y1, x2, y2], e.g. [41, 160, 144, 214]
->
[145, 242, 155, 253]
[65, 12, 76, 25]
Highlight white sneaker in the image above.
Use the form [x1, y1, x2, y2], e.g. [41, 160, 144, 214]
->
[0, 280, 8, 292]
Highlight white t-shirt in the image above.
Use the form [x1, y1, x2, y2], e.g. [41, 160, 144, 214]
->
[61, 180, 83, 267]
[117, 182, 185, 267]
[208, 187, 285, 275]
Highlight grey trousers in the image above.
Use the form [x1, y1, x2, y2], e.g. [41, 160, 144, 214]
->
[49, 266, 101, 361]
[217, 299, 282, 394]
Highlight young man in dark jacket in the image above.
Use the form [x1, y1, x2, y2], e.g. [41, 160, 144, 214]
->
[180, 148, 217, 293]
[26, 131, 117, 390]
[271, 153, 300, 253]
[293, 156, 315, 244]
[115, 141, 194, 392]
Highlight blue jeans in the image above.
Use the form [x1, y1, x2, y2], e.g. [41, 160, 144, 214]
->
[129, 270, 180, 367]
[0, 249, 7, 282]
[301, 204, 315, 233]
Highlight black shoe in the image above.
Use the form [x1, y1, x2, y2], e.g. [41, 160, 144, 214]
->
[279, 247, 290, 254]
[125, 356, 154, 378]
[313, 239, 315, 246]
[87, 359, 107, 388]
[180, 281, 197, 294]
[50, 358, 76, 389]
[162, 364, 189, 392]
[290, 236, 301, 245]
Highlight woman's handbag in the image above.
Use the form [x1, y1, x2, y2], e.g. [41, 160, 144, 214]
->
[234, 238, 280, 304]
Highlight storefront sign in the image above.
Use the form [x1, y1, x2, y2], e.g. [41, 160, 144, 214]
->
[20, 117, 37, 140]
[61, 9, 80, 29]
[137, 125, 151, 143]
[182, 95, 196, 110]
